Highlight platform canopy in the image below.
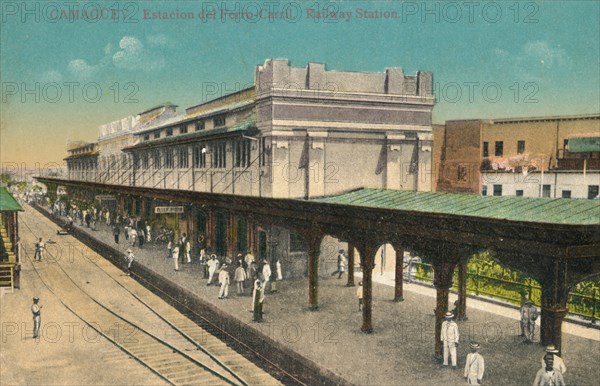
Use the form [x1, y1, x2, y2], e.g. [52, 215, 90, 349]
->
[568, 136, 600, 153]
[311, 188, 600, 226]
[0, 187, 23, 212]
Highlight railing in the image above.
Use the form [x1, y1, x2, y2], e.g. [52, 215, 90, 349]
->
[409, 261, 599, 322]
[0, 263, 15, 293]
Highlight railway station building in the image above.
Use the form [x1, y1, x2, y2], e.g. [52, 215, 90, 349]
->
[40, 60, 600, 359]
[60, 59, 435, 277]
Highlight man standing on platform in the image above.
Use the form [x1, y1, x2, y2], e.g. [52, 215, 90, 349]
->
[207, 254, 218, 285]
[533, 354, 566, 386]
[172, 244, 180, 271]
[540, 345, 566, 375]
[31, 297, 42, 339]
[331, 249, 346, 279]
[464, 342, 484, 384]
[262, 258, 272, 293]
[218, 264, 230, 299]
[441, 311, 459, 369]
[252, 279, 264, 322]
[520, 296, 538, 343]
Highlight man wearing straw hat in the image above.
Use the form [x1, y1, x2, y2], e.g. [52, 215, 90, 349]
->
[533, 354, 566, 386]
[441, 311, 460, 369]
[464, 341, 485, 384]
[540, 345, 566, 375]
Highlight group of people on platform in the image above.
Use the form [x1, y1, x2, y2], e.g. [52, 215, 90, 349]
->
[439, 296, 566, 385]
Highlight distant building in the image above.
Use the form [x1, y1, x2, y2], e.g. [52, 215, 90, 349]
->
[435, 115, 600, 199]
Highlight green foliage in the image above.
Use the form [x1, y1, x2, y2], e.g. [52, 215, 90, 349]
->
[412, 251, 599, 320]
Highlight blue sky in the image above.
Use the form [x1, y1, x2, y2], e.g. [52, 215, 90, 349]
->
[1, 0, 599, 164]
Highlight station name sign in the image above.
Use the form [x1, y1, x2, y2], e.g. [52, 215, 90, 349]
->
[95, 195, 116, 201]
[154, 206, 184, 214]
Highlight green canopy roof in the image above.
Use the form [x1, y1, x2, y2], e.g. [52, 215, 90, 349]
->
[568, 137, 600, 153]
[311, 188, 600, 226]
[0, 187, 23, 211]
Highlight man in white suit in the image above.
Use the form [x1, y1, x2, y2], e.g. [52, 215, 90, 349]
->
[441, 311, 460, 369]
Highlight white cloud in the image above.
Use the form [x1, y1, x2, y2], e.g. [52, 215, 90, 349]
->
[515, 41, 571, 81]
[523, 41, 568, 69]
[112, 36, 165, 72]
[147, 34, 169, 46]
[68, 59, 98, 79]
[40, 70, 63, 82]
[492, 48, 508, 58]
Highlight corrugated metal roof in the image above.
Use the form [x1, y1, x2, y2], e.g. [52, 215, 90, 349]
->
[311, 188, 600, 225]
[0, 188, 23, 211]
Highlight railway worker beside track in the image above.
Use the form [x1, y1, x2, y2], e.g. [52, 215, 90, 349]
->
[167, 238, 173, 258]
[172, 244, 180, 271]
[207, 254, 218, 285]
[520, 297, 538, 344]
[31, 296, 42, 339]
[125, 249, 135, 276]
[252, 280, 265, 322]
[234, 261, 247, 295]
[464, 342, 484, 384]
[533, 354, 566, 386]
[34, 238, 45, 261]
[218, 264, 230, 299]
[441, 311, 460, 369]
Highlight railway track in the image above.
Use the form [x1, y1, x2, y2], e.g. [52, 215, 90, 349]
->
[20, 207, 286, 386]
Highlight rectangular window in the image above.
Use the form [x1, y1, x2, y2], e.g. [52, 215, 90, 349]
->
[561, 190, 571, 199]
[165, 149, 174, 169]
[516, 190, 524, 197]
[214, 115, 226, 128]
[195, 121, 205, 131]
[166, 128, 173, 137]
[193, 146, 206, 168]
[153, 151, 161, 169]
[234, 140, 252, 168]
[212, 142, 227, 168]
[143, 134, 150, 141]
[517, 140, 525, 154]
[588, 185, 599, 199]
[289, 233, 306, 253]
[495, 141, 503, 156]
[482, 185, 487, 196]
[483, 142, 489, 157]
[154, 132, 160, 139]
[142, 152, 149, 169]
[180, 125, 188, 134]
[178, 147, 189, 168]
[493, 184, 502, 196]
[542, 184, 551, 198]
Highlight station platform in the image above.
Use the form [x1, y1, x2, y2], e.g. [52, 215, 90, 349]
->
[36, 206, 600, 385]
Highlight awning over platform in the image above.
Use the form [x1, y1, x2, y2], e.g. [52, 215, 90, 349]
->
[568, 136, 600, 153]
[0, 188, 23, 212]
[311, 188, 600, 226]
